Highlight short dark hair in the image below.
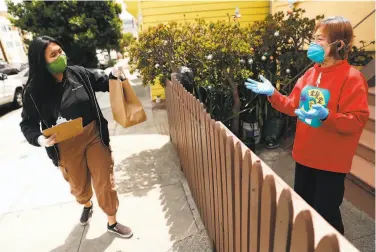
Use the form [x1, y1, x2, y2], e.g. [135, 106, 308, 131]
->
[315, 16, 354, 59]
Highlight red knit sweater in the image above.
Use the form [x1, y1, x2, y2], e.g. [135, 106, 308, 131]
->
[268, 60, 369, 173]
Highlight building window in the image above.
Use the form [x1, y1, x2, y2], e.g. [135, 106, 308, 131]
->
[1, 25, 7, 32]
[6, 41, 13, 48]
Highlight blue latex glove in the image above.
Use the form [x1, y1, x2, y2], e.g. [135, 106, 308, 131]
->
[294, 109, 307, 120]
[245, 75, 275, 96]
[294, 104, 329, 120]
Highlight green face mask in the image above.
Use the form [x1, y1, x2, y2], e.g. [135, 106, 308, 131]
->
[46, 54, 67, 74]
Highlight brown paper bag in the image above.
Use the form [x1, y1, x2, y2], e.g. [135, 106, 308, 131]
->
[109, 78, 147, 128]
[42, 117, 84, 143]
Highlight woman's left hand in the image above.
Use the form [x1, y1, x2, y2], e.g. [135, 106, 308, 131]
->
[294, 104, 329, 120]
[112, 63, 124, 78]
[245, 75, 275, 96]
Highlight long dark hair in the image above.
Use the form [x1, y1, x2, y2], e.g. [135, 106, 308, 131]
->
[26, 36, 65, 104]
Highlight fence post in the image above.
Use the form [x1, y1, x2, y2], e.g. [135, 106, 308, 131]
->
[289, 210, 315, 252]
[220, 128, 229, 252]
[225, 136, 235, 252]
[241, 150, 252, 252]
[315, 235, 340, 252]
[186, 93, 195, 198]
[210, 119, 220, 251]
[206, 114, 216, 241]
[197, 103, 206, 221]
[259, 175, 277, 252]
[190, 94, 200, 207]
[215, 123, 225, 252]
[250, 160, 263, 252]
[273, 188, 293, 252]
[200, 105, 210, 231]
[174, 79, 183, 169]
[234, 142, 242, 252]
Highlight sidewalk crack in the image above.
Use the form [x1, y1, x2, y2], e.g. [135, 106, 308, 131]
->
[179, 180, 199, 230]
[76, 226, 86, 252]
[165, 229, 211, 252]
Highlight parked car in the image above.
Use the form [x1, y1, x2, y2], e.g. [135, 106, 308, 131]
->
[0, 66, 19, 75]
[0, 62, 28, 75]
[0, 60, 7, 69]
[0, 72, 24, 108]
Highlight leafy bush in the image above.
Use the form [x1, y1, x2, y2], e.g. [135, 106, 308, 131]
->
[128, 8, 373, 137]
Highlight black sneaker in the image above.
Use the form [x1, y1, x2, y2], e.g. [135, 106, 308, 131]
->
[80, 203, 93, 226]
[107, 222, 133, 238]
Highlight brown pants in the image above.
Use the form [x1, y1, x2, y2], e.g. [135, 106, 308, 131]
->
[58, 121, 118, 216]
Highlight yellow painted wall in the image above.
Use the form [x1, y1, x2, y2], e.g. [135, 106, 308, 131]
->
[124, 1, 139, 18]
[125, 1, 270, 100]
[150, 81, 166, 100]
[271, 0, 375, 51]
[139, 1, 270, 29]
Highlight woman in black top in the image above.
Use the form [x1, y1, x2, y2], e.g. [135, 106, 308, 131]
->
[20, 36, 132, 238]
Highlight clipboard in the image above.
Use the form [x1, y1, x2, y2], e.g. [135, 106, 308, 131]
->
[42, 117, 84, 143]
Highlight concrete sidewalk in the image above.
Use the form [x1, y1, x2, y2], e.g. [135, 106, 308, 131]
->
[0, 78, 212, 252]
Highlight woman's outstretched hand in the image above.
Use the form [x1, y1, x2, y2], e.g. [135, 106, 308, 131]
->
[245, 75, 275, 96]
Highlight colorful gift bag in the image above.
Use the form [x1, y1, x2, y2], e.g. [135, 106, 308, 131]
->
[297, 85, 330, 128]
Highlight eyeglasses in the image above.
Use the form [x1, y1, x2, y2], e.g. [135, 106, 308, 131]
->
[311, 35, 326, 43]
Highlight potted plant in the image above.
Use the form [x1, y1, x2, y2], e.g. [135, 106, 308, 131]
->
[156, 95, 161, 103]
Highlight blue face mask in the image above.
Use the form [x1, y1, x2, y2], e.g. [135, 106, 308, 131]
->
[307, 41, 341, 64]
[307, 43, 325, 63]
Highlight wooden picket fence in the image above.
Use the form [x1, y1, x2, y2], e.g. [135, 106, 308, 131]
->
[165, 76, 359, 252]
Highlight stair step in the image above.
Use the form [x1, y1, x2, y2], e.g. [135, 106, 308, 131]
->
[370, 87, 375, 95]
[357, 129, 375, 163]
[350, 155, 375, 189]
[359, 128, 375, 150]
[365, 105, 375, 132]
[345, 175, 375, 219]
[369, 87, 375, 106]
[365, 119, 374, 132]
[369, 104, 375, 121]
[361, 59, 375, 82]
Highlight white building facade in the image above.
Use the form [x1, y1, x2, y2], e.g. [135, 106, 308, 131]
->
[0, 16, 27, 63]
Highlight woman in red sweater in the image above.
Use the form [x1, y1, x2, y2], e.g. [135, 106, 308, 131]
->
[245, 16, 369, 234]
